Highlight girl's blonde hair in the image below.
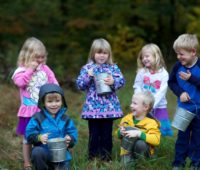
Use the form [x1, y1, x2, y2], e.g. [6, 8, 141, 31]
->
[133, 91, 155, 113]
[137, 43, 166, 71]
[17, 37, 47, 67]
[88, 38, 113, 64]
[173, 33, 199, 52]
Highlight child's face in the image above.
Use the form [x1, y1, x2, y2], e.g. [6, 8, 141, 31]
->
[94, 51, 109, 64]
[141, 50, 155, 69]
[175, 49, 196, 67]
[130, 95, 148, 118]
[35, 54, 45, 64]
[44, 93, 62, 117]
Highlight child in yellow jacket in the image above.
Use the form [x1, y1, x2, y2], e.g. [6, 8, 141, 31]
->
[117, 91, 161, 166]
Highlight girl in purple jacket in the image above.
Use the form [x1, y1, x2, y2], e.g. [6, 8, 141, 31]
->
[12, 37, 58, 170]
[76, 38, 125, 161]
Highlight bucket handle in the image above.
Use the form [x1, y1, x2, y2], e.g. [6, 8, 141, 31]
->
[185, 100, 199, 119]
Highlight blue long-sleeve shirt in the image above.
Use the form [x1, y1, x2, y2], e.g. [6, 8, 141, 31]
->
[168, 57, 200, 113]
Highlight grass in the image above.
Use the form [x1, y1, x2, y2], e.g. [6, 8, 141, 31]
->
[0, 70, 179, 170]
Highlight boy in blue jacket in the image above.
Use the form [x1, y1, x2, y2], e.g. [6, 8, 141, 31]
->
[168, 34, 200, 170]
[26, 83, 78, 170]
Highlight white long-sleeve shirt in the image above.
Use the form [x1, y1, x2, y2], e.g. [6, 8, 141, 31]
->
[133, 67, 168, 108]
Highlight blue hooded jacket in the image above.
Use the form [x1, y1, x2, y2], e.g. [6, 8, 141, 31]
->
[25, 83, 78, 161]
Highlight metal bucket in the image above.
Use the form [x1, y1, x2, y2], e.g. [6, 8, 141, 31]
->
[121, 127, 137, 152]
[172, 107, 195, 132]
[95, 73, 112, 95]
[47, 138, 66, 162]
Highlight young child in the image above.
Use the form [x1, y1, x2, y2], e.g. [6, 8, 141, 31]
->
[117, 91, 161, 166]
[25, 83, 78, 170]
[76, 38, 125, 161]
[168, 33, 200, 169]
[12, 37, 58, 170]
[133, 43, 173, 136]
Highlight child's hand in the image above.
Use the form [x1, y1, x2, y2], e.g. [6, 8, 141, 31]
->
[27, 61, 39, 70]
[179, 70, 191, 81]
[65, 135, 71, 147]
[124, 130, 141, 138]
[104, 75, 114, 85]
[180, 92, 190, 102]
[39, 133, 49, 144]
[88, 68, 94, 77]
[119, 126, 126, 136]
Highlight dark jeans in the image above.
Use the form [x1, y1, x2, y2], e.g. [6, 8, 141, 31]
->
[88, 119, 113, 161]
[172, 116, 200, 168]
[31, 146, 70, 170]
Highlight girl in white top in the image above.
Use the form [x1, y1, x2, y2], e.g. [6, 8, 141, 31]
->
[133, 43, 173, 136]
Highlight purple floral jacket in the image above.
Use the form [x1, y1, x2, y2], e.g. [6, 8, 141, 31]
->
[76, 62, 125, 119]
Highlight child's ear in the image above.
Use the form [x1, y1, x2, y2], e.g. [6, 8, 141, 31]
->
[144, 104, 150, 112]
[191, 49, 197, 56]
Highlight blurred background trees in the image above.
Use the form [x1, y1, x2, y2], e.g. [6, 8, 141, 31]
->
[1, 0, 200, 84]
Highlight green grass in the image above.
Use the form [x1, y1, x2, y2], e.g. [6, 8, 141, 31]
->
[0, 71, 179, 170]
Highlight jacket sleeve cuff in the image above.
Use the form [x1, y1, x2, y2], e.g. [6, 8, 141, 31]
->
[139, 132, 146, 141]
[68, 135, 75, 148]
[117, 129, 122, 138]
[27, 134, 40, 144]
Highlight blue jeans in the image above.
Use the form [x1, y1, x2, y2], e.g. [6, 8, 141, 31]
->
[31, 146, 70, 170]
[172, 116, 200, 167]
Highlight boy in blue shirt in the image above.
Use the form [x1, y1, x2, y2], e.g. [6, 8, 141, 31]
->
[26, 84, 78, 170]
[168, 34, 200, 170]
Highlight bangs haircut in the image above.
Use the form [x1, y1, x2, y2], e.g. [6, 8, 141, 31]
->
[88, 38, 113, 64]
[173, 34, 199, 52]
[45, 93, 62, 101]
[17, 37, 47, 67]
[137, 43, 166, 71]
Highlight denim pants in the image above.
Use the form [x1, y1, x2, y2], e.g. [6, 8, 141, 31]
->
[172, 116, 200, 167]
[31, 146, 70, 170]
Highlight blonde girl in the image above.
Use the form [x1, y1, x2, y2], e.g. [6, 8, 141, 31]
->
[76, 38, 125, 161]
[133, 43, 173, 136]
[12, 37, 58, 170]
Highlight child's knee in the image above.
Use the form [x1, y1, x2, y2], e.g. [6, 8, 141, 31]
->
[134, 140, 149, 154]
[31, 146, 47, 160]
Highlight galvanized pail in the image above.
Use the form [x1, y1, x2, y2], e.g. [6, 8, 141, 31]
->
[172, 107, 195, 132]
[47, 138, 66, 162]
[121, 127, 137, 152]
[95, 73, 112, 95]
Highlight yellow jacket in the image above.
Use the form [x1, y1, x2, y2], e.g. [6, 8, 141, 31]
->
[117, 113, 161, 155]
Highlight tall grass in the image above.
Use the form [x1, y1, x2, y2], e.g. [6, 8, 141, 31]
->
[0, 70, 178, 170]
